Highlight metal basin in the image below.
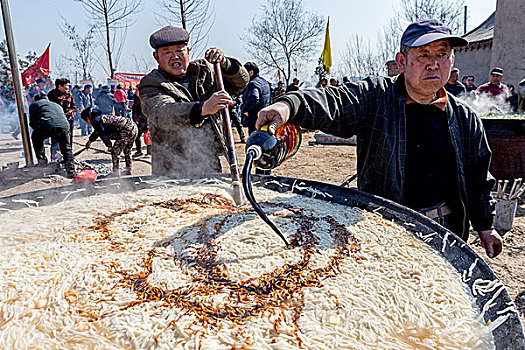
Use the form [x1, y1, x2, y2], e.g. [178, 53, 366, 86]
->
[1, 174, 524, 349]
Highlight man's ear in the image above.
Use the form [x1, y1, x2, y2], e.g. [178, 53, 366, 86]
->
[395, 52, 406, 73]
[153, 51, 159, 63]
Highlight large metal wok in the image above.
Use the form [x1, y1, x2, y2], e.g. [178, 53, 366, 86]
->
[1, 174, 524, 349]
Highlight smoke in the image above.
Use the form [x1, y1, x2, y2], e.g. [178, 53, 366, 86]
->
[457, 92, 511, 116]
[0, 101, 19, 133]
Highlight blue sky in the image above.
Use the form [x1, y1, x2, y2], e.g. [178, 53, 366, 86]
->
[2, 0, 496, 84]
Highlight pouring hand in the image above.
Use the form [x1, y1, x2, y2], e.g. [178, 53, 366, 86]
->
[256, 101, 291, 135]
[201, 90, 235, 115]
[478, 229, 503, 258]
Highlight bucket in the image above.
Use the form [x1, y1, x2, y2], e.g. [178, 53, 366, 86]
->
[493, 196, 518, 234]
[74, 168, 98, 183]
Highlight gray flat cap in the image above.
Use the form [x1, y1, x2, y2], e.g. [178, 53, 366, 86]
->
[149, 26, 189, 49]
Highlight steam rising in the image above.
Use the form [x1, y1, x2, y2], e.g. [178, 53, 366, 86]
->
[455, 92, 511, 116]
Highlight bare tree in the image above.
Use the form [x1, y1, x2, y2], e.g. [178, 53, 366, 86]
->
[154, 0, 214, 58]
[54, 55, 75, 82]
[377, 17, 403, 66]
[75, 0, 142, 78]
[375, 0, 465, 68]
[128, 54, 156, 73]
[245, 0, 324, 86]
[399, 0, 465, 34]
[59, 18, 98, 80]
[341, 34, 384, 79]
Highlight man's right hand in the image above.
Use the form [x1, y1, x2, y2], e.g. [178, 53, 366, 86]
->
[256, 101, 291, 135]
[201, 90, 234, 116]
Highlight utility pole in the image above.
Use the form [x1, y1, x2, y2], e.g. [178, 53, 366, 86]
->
[464, 6, 468, 35]
[1, 0, 34, 166]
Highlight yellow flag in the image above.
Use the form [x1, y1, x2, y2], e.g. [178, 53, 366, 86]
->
[320, 18, 332, 75]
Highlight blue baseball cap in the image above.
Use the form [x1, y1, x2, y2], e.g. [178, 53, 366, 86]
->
[400, 19, 468, 51]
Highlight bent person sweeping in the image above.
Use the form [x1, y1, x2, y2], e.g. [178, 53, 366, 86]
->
[81, 107, 138, 176]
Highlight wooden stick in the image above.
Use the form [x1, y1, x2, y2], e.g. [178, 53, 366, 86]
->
[213, 61, 244, 206]
[501, 180, 509, 198]
[510, 185, 525, 200]
[509, 178, 519, 198]
[496, 180, 503, 198]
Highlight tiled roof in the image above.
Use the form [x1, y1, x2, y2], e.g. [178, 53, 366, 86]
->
[463, 12, 495, 45]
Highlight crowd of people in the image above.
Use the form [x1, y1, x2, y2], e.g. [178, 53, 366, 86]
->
[444, 66, 525, 113]
[0, 75, 150, 176]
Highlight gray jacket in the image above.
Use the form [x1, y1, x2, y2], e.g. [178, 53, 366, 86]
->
[77, 90, 94, 111]
[95, 90, 116, 114]
[138, 58, 249, 175]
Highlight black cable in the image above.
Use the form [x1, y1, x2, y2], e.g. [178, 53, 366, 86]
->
[242, 150, 290, 248]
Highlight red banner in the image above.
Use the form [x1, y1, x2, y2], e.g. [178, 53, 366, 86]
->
[113, 72, 145, 91]
[21, 44, 50, 87]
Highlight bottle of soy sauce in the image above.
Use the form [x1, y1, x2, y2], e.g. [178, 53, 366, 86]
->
[245, 124, 302, 170]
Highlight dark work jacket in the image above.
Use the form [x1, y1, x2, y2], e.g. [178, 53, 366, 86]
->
[29, 99, 70, 130]
[241, 74, 271, 129]
[280, 74, 495, 238]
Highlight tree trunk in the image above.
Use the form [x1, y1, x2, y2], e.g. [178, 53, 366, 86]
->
[103, 0, 115, 78]
[179, 0, 186, 30]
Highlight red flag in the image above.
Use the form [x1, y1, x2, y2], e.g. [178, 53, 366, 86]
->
[21, 44, 50, 87]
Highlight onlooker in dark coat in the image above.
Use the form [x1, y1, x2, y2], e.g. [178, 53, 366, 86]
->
[77, 84, 95, 135]
[241, 61, 271, 135]
[286, 78, 300, 92]
[95, 86, 117, 114]
[444, 68, 466, 97]
[29, 94, 75, 177]
[508, 84, 519, 112]
[48, 78, 77, 147]
[132, 90, 150, 156]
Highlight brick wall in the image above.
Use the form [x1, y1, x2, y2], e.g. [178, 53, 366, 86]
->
[454, 47, 492, 86]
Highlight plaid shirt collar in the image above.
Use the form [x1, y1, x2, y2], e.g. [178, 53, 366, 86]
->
[396, 74, 448, 111]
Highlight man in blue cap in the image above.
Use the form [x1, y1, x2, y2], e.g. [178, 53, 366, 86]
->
[256, 19, 503, 258]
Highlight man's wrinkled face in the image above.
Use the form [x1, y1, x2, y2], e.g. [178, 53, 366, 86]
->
[153, 44, 190, 78]
[490, 74, 503, 85]
[396, 40, 454, 98]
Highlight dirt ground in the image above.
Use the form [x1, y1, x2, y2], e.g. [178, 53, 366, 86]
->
[0, 127, 524, 327]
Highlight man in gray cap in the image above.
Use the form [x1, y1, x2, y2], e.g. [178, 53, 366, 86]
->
[138, 26, 249, 175]
[256, 19, 503, 258]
